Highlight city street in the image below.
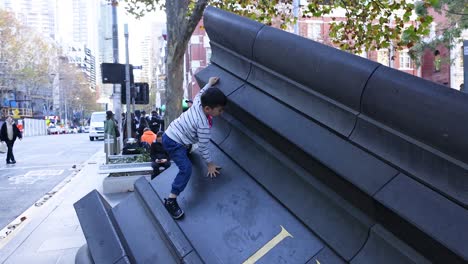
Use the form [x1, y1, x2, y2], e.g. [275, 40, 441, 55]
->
[0, 133, 102, 230]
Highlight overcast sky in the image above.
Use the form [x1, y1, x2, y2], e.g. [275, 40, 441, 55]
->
[121, 2, 166, 65]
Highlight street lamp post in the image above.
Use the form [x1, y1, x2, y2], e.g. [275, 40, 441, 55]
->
[124, 24, 132, 140]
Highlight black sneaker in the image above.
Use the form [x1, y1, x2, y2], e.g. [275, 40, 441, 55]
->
[164, 198, 184, 219]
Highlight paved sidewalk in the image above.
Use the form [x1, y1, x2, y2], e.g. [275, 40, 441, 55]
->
[0, 151, 130, 264]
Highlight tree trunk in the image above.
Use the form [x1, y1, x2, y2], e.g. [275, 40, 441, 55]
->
[165, 53, 184, 125]
[164, 0, 208, 126]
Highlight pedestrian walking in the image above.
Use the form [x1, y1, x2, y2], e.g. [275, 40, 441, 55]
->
[0, 115, 22, 164]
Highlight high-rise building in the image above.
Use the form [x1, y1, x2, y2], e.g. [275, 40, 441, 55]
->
[98, 0, 114, 64]
[97, 0, 115, 106]
[139, 35, 152, 83]
[0, 0, 57, 40]
[56, 0, 100, 92]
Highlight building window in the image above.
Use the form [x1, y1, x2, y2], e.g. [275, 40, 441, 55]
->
[307, 22, 322, 41]
[203, 36, 210, 48]
[206, 47, 212, 64]
[399, 51, 412, 69]
[434, 50, 441, 72]
[377, 49, 389, 66]
[190, 36, 200, 44]
[191, 60, 200, 70]
[460, 45, 464, 67]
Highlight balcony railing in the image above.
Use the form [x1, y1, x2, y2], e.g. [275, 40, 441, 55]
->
[1, 107, 33, 118]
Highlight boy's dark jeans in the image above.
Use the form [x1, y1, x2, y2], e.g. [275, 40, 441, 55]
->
[162, 134, 192, 195]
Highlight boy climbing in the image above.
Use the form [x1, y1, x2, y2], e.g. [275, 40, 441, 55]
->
[162, 77, 226, 219]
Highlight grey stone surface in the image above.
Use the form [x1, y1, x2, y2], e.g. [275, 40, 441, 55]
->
[308, 247, 346, 264]
[74, 190, 128, 264]
[134, 178, 195, 258]
[198, 6, 468, 263]
[375, 174, 468, 263]
[350, 224, 430, 264]
[152, 147, 324, 264]
[111, 193, 179, 264]
[212, 115, 373, 260]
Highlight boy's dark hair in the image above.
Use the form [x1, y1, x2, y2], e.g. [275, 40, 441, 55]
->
[201, 87, 227, 108]
[156, 131, 164, 138]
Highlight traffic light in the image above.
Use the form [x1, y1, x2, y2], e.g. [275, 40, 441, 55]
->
[134, 83, 149, 104]
[121, 83, 149, 105]
[101, 63, 134, 84]
[120, 82, 134, 104]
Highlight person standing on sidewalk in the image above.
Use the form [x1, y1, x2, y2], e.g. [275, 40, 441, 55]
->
[0, 115, 22, 164]
[162, 76, 226, 219]
[104, 110, 119, 155]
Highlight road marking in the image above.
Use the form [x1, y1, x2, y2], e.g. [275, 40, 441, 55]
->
[0, 164, 75, 171]
[243, 226, 293, 264]
[9, 169, 64, 184]
[24, 170, 64, 177]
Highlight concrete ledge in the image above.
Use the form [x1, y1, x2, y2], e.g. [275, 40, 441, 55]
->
[98, 162, 153, 174]
[103, 175, 151, 194]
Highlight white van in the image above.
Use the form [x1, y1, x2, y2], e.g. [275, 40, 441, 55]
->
[89, 111, 106, 141]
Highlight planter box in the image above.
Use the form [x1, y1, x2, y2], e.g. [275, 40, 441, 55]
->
[102, 174, 151, 194]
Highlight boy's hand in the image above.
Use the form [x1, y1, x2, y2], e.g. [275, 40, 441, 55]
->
[208, 77, 219, 86]
[207, 162, 221, 178]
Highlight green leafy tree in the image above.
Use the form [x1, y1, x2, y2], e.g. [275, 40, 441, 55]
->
[58, 61, 101, 124]
[305, 0, 437, 52]
[0, 9, 58, 114]
[409, 0, 468, 66]
[122, 0, 294, 123]
[122, 0, 441, 123]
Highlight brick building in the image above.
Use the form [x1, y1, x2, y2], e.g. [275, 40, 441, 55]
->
[419, 10, 451, 87]
[184, 20, 211, 99]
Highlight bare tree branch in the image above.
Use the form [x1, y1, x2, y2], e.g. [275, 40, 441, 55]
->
[174, 0, 209, 61]
[443, 9, 468, 16]
[184, 0, 209, 43]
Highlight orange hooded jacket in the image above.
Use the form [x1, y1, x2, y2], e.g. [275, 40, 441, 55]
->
[140, 129, 156, 145]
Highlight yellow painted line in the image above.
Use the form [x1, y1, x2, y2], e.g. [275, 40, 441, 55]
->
[243, 225, 293, 264]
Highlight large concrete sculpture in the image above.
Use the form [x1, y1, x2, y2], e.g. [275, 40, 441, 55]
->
[75, 7, 468, 264]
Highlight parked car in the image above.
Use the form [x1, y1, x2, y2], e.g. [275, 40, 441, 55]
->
[58, 126, 66, 134]
[83, 126, 90, 133]
[47, 125, 59, 135]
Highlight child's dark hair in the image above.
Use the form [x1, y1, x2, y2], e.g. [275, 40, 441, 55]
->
[201, 87, 227, 108]
[156, 131, 164, 138]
